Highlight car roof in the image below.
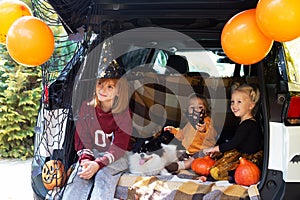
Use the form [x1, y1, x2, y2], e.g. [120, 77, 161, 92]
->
[47, 0, 258, 47]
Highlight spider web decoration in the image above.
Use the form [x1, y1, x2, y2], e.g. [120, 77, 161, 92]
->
[32, 0, 83, 81]
[30, 0, 93, 198]
[30, 0, 117, 197]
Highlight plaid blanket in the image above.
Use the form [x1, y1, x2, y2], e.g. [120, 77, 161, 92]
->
[115, 170, 261, 200]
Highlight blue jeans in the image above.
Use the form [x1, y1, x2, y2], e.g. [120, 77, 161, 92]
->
[61, 156, 128, 200]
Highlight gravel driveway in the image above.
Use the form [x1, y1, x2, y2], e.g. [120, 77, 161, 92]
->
[0, 158, 33, 200]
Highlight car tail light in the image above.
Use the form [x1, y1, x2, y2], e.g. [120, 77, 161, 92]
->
[286, 95, 300, 125]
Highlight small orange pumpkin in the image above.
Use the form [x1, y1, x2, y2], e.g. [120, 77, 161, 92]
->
[234, 157, 261, 186]
[42, 160, 66, 190]
[191, 155, 215, 176]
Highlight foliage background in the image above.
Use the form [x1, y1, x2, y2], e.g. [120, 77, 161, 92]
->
[0, 0, 77, 159]
[285, 37, 300, 83]
[0, 46, 41, 159]
[0, 0, 41, 159]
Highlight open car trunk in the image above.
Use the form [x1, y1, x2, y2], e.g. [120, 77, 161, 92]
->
[31, 0, 288, 199]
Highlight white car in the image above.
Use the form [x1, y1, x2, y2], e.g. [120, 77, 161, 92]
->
[31, 0, 300, 199]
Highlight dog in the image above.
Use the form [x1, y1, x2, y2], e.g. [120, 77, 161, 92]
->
[128, 144, 178, 176]
[130, 130, 175, 153]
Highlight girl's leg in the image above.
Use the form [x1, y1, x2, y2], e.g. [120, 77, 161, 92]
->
[89, 156, 128, 200]
[61, 162, 93, 200]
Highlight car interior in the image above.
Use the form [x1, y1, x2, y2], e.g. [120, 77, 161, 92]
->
[30, 0, 295, 199]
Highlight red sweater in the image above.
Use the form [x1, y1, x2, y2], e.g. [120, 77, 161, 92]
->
[74, 100, 132, 170]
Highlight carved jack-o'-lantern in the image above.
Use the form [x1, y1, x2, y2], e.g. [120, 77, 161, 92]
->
[42, 160, 66, 190]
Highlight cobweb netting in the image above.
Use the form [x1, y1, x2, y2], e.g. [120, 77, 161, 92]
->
[30, 0, 106, 198]
[30, 0, 198, 198]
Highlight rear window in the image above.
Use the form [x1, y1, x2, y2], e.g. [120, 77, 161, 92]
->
[152, 49, 241, 77]
[176, 50, 242, 77]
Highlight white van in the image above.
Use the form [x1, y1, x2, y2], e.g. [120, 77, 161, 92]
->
[31, 0, 300, 199]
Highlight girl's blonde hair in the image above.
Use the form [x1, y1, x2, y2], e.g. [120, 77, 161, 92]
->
[88, 77, 129, 114]
[231, 83, 260, 115]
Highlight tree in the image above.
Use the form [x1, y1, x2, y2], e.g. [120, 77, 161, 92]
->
[0, 0, 78, 159]
[0, 44, 42, 159]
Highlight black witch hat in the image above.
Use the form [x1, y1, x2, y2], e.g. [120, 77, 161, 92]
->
[97, 60, 125, 79]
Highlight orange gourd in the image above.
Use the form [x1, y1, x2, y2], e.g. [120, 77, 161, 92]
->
[191, 155, 215, 176]
[234, 157, 261, 186]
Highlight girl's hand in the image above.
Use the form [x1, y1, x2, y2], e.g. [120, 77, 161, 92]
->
[164, 126, 174, 132]
[203, 146, 219, 157]
[164, 126, 179, 134]
[203, 147, 213, 155]
[195, 122, 206, 132]
[78, 160, 100, 180]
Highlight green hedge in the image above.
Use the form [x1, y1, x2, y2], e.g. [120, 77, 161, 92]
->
[0, 46, 42, 160]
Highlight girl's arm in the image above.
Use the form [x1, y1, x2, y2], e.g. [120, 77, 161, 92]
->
[74, 131, 94, 163]
[218, 121, 250, 153]
[74, 102, 94, 163]
[203, 145, 220, 156]
[164, 126, 183, 140]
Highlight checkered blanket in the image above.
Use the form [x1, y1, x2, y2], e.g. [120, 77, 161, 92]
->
[115, 170, 261, 200]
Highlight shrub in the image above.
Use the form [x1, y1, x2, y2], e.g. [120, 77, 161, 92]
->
[0, 46, 42, 159]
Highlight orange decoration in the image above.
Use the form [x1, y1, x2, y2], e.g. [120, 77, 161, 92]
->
[6, 16, 54, 67]
[0, 0, 32, 44]
[191, 155, 215, 176]
[42, 160, 67, 190]
[256, 0, 300, 42]
[234, 157, 261, 186]
[221, 9, 273, 65]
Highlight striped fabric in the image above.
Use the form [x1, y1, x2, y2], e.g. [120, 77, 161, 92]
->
[115, 170, 261, 200]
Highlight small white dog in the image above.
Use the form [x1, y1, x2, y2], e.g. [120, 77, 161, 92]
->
[128, 144, 178, 176]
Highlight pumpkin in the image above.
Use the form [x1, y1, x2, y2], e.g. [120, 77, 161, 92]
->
[234, 157, 261, 186]
[42, 160, 67, 190]
[191, 155, 215, 176]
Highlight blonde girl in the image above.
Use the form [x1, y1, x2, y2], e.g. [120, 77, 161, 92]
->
[62, 60, 132, 200]
[203, 83, 262, 156]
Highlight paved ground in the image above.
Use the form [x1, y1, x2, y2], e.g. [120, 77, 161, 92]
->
[0, 158, 33, 200]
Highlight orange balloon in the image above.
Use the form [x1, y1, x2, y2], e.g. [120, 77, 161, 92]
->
[221, 9, 273, 65]
[0, 0, 32, 44]
[256, 0, 300, 42]
[6, 16, 55, 67]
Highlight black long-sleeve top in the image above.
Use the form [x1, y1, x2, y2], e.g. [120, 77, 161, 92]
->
[219, 119, 262, 154]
